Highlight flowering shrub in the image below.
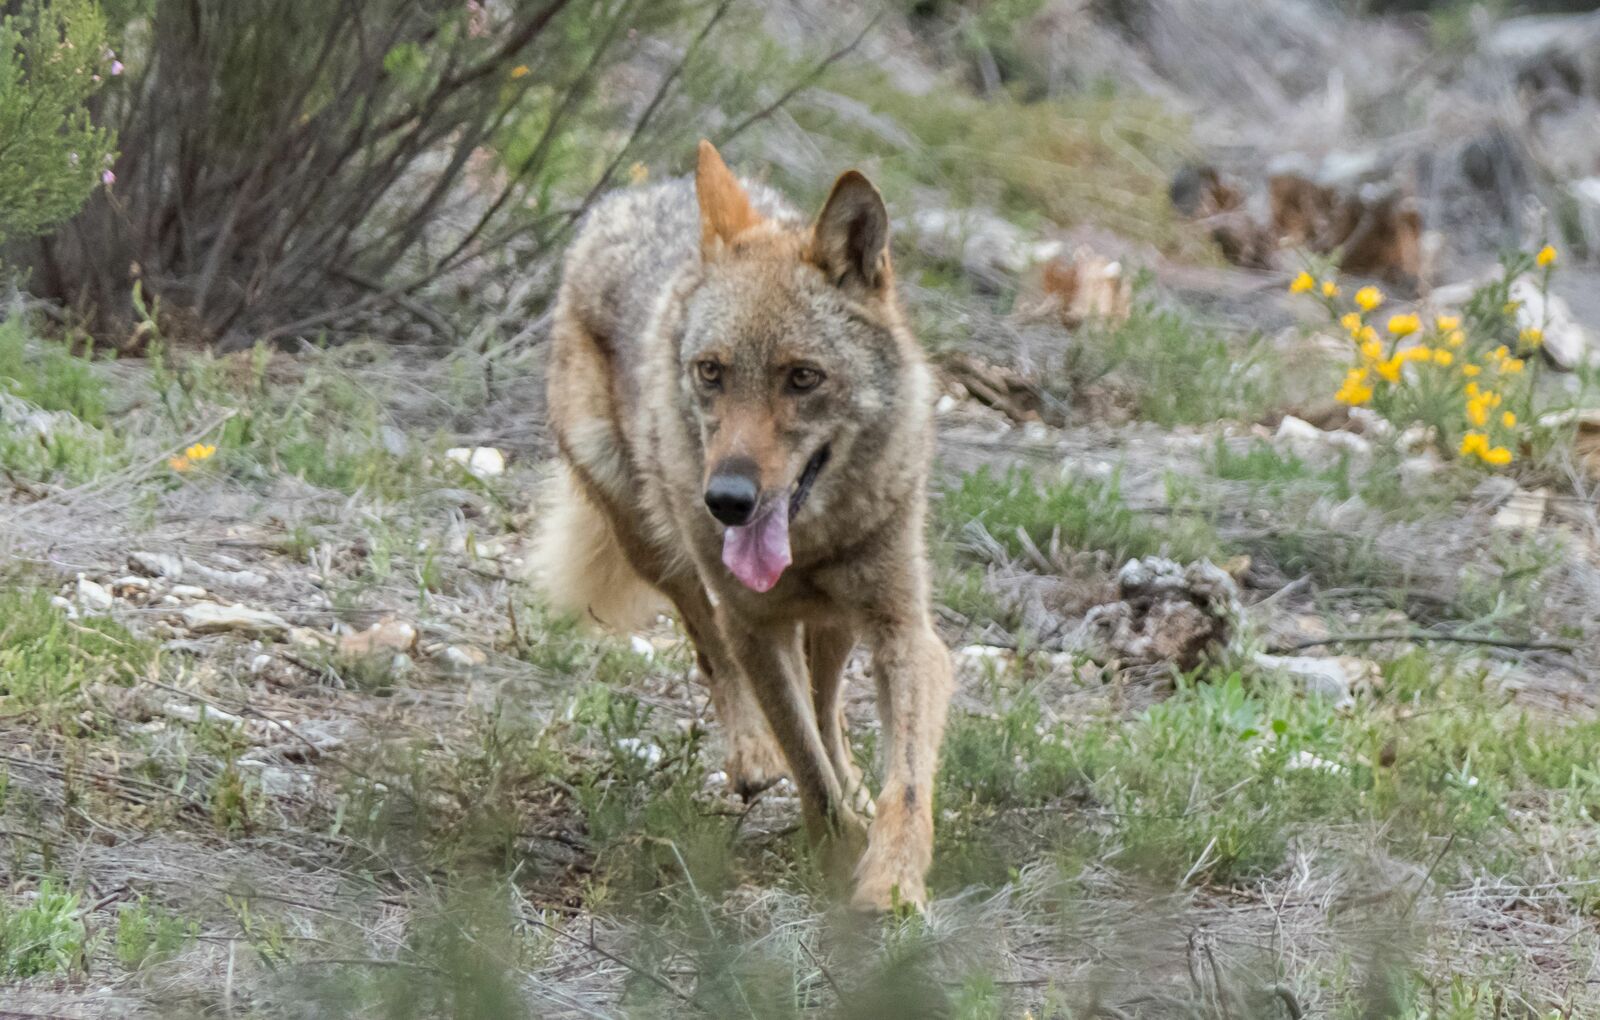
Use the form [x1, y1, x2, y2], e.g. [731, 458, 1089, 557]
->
[1289, 246, 1559, 468]
[0, 0, 116, 244]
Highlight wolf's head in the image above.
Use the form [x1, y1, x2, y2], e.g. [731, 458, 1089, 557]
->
[681, 141, 909, 593]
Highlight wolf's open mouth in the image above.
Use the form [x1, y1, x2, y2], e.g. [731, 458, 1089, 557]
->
[721, 444, 831, 593]
[788, 444, 831, 522]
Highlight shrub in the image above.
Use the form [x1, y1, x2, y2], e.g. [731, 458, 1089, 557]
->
[0, 0, 116, 245]
[1289, 245, 1563, 469]
[16, 0, 841, 350]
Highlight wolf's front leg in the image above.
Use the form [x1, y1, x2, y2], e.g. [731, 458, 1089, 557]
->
[723, 617, 869, 883]
[853, 617, 952, 912]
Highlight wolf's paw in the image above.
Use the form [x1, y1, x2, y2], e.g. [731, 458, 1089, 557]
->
[849, 850, 928, 915]
[724, 732, 788, 801]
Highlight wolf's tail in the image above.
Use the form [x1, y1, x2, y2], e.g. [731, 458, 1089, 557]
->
[528, 466, 665, 632]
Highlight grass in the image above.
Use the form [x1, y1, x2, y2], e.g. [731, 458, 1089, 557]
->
[938, 464, 1222, 566]
[0, 318, 109, 425]
[0, 881, 86, 979]
[1064, 298, 1313, 426]
[0, 587, 156, 713]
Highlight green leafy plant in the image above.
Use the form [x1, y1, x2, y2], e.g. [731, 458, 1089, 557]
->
[0, 0, 116, 244]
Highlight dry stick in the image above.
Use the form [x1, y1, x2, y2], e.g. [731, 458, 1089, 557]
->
[1271, 632, 1579, 655]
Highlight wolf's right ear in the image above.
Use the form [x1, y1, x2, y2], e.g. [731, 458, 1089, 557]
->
[809, 171, 890, 298]
[696, 140, 763, 257]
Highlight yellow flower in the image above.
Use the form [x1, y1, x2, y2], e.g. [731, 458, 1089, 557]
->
[1387, 313, 1420, 337]
[1321, 280, 1340, 297]
[510, 65, 530, 79]
[1502, 301, 1521, 315]
[1355, 286, 1383, 312]
[1290, 271, 1315, 295]
[1403, 345, 1433, 362]
[1536, 244, 1557, 268]
[1466, 399, 1488, 426]
[1432, 349, 1453, 366]
[1359, 339, 1383, 362]
[1340, 312, 1362, 334]
[1357, 325, 1379, 344]
[628, 161, 649, 185]
[1446, 329, 1465, 347]
[1462, 363, 1481, 377]
[1483, 446, 1513, 466]
[1489, 345, 1509, 361]
[1436, 315, 1461, 332]
[168, 456, 192, 473]
[1459, 431, 1489, 458]
[1502, 411, 1517, 428]
[1500, 357, 1524, 374]
[184, 442, 217, 462]
[1335, 369, 1373, 406]
[1375, 357, 1403, 383]
[1465, 382, 1481, 398]
[1519, 327, 1543, 346]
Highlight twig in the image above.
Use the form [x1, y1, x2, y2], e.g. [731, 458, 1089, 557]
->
[1270, 632, 1579, 655]
[716, 12, 881, 147]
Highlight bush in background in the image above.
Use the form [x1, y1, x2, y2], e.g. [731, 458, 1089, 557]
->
[0, 0, 115, 246]
[10, 0, 810, 350]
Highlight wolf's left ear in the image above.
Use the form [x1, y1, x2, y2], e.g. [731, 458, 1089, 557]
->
[810, 171, 890, 297]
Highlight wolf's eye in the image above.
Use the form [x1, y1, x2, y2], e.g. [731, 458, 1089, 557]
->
[695, 360, 723, 387]
[787, 366, 823, 393]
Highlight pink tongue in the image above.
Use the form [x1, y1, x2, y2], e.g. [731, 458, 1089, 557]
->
[721, 501, 792, 592]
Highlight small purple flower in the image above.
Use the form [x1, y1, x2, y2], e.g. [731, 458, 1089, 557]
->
[110, 60, 124, 76]
[101, 169, 116, 186]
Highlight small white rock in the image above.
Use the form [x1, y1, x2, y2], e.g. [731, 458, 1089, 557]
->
[629, 635, 656, 660]
[49, 595, 79, 620]
[935, 394, 959, 415]
[169, 584, 209, 600]
[250, 654, 273, 674]
[445, 446, 506, 479]
[613, 737, 663, 767]
[75, 574, 114, 613]
[128, 551, 184, 580]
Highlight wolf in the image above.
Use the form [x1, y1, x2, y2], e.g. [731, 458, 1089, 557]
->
[533, 141, 952, 911]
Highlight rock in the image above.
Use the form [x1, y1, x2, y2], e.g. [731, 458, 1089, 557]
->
[1274, 415, 1371, 460]
[129, 551, 184, 580]
[445, 446, 506, 479]
[110, 575, 152, 593]
[1399, 450, 1444, 493]
[613, 737, 663, 768]
[1082, 557, 1242, 669]
[181, 603, 290, 638]
[1507, 277, 1588, 371]
[338, 617, 418, 656]
[904, 207, 1062, 284]
[629, 635, 655, 660]
[249, 654, 273, 674]
[436, 643, 487, 676]
[1252, 652, 1379, 709]
[1491, 487, 1547, 531]
[50, 595, 78, 620]
[169, 584, 208, 600]
[75, 574, 114, 614]
[180, 558, 269, 591]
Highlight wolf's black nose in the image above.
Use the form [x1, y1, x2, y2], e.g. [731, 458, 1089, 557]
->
[705, 465, 759, 527]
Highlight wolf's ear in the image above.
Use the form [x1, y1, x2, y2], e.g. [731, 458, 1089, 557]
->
[696, 140, 763, 256]
[810, 171, 890, 297]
